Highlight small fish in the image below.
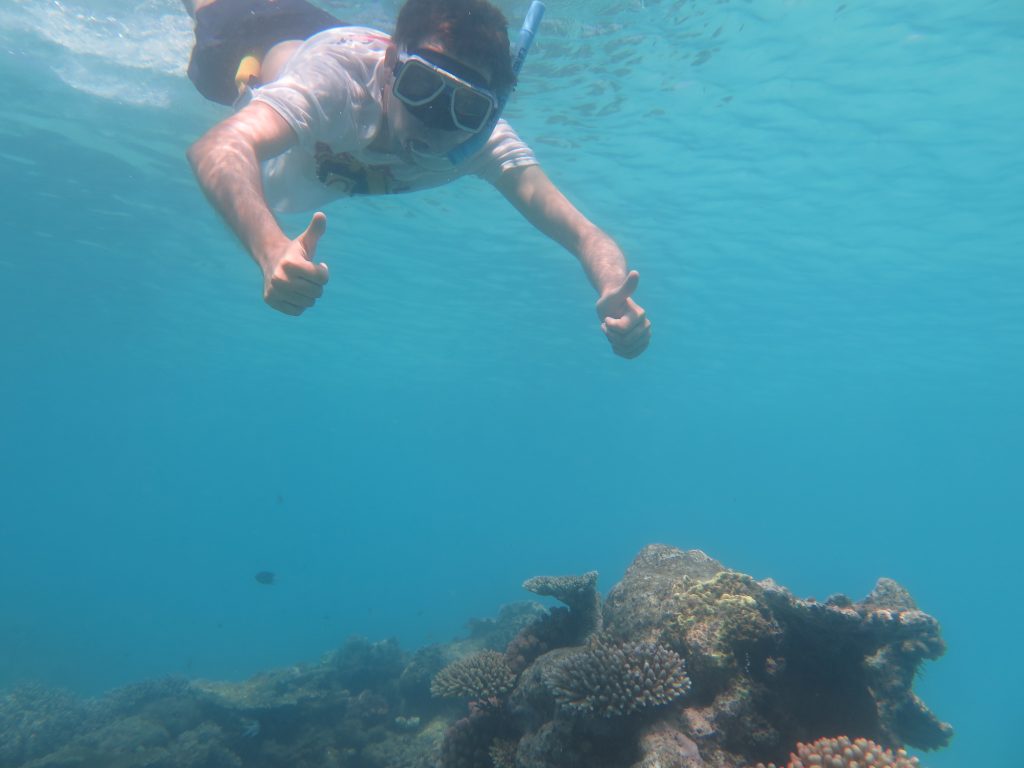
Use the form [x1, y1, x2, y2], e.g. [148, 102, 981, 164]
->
[255, 571, 276, 585]
[241, 718, 261, 738]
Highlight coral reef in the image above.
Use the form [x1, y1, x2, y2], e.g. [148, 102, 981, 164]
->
[0, 545, 951, 768]
[0, 683, 91, 766]
[431, 651, 517, 701]
[753, 735, 921, 767]
[544, 634, 691, 718]
[603, 544, 951, 767]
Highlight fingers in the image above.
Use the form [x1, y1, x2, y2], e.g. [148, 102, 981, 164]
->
[602, 297, 651, 358]
[266, 296, 307, 317]
[282, 257, 329, 287]
[266, 267, 322, 312]
[603, 324, 651, 358]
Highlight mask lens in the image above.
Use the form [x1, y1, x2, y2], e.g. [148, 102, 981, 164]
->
[407, 100, 457, 131]
[452, 89, 492, 132]
[396, 61, 444, 104]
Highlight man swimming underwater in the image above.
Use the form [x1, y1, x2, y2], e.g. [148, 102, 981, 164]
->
[183, 0, 651, 358]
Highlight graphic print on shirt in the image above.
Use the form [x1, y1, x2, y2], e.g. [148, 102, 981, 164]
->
[314, 142, 409, 195]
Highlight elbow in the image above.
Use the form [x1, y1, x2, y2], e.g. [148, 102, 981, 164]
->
[186, 128, 242, 182]
[186, 137, 205, 174]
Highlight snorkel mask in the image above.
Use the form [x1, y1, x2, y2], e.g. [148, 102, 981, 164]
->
[393, 48, 500, 134]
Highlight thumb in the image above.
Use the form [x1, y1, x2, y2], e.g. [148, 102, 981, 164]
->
[612, 270, 640, 303]
[298, 211, 327, 261]
[601, 270, 640, 317]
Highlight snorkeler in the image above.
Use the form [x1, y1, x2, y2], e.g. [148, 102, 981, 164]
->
[182, 0, 651, 358]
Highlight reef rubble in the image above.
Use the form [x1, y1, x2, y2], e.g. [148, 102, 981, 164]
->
[0, 544, 951, 768]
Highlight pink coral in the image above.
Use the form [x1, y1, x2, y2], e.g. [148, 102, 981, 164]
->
[755, 735, 922, 768]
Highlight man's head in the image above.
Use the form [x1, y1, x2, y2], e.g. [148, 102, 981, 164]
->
[383, 0, 516, 162]
[393, 0, 515, 95]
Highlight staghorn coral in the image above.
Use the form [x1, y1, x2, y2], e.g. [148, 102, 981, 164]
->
[754, 735, 922, 767]
[544, 634, 690, 718]
[431, 651, 517, 701]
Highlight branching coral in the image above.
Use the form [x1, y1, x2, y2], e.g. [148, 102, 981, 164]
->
[754, 735, 922, 768]
[544, 635, 691, 718]
[431, 651, 516, 701]
[489, 737, 518, 768]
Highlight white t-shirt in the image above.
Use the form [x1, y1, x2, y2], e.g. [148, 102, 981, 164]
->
[249, 26, 538, 213]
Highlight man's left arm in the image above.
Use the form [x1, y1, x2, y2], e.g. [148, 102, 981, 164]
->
[494, 164, 651, 359]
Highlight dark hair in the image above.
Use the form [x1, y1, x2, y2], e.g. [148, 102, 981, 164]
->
[394, 0, 515, 94]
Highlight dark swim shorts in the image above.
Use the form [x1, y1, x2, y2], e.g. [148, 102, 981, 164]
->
[187, 0, 344, 106]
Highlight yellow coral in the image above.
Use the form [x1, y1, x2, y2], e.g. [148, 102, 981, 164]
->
[670, 572, 775, 661]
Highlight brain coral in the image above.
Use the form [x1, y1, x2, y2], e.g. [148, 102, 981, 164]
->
[754, 735, 922, 768]
[544, 635, 691, 718]
[430, 651, 516, 700]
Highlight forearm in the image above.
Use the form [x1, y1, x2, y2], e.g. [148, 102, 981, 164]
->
[574, 225, 630, 298]
[496, 165, 629, 297]
[186, 127, 288, 272]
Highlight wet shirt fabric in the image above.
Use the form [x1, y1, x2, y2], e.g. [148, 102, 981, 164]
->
[249, 27, 538, 213]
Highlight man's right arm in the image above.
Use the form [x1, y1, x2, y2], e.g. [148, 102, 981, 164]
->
[186, 102, 329, 315]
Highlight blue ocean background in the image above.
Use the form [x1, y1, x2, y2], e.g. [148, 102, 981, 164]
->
[1, 0, 1020, 765]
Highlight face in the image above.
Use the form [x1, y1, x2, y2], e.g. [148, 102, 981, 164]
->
[382, 38, 494, 165]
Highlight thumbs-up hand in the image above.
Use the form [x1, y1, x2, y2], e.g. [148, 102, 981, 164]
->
[262, 212, 331, 316]
[595, 270, 651, 359]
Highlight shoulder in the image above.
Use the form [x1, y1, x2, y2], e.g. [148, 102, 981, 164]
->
[465, 119, 539, 184]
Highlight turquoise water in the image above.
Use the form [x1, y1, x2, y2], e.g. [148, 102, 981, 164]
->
[1, 0, 1021, 765]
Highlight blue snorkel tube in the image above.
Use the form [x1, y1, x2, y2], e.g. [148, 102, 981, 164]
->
[447, 0, 546, 165]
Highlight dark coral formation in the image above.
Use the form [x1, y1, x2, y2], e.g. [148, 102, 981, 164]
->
[523, 570, 602, 641]
[488, 737, 518, 768]
[438, 709, 497, 768]
[603, 544, 951, 768]
[505, 606, 577, 675]
[754, 735, 922, 767]
[431, 651, 516, 701]
[544, 635, 691, 718]
[0, 639, 448, 768]
[0, 545, 951, 768]
[0, 683, 91, 766]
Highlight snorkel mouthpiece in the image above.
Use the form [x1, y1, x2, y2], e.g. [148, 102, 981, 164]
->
[447, 0, 545, 165]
